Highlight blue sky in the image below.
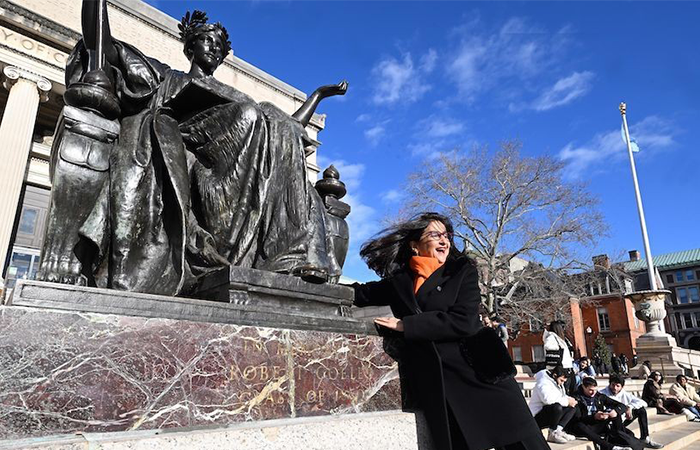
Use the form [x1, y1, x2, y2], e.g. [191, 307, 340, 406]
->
[145, 1, 700, 282]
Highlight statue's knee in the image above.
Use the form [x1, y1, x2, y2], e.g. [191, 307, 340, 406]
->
[236, 102, 263, 124]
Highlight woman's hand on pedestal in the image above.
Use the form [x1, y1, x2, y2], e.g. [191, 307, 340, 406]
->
[374, 317, 404, 332]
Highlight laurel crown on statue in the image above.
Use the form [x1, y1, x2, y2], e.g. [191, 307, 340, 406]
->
[178, 10, 232, 59]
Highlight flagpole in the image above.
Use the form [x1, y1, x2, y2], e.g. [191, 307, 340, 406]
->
[620, 102, 658, 290]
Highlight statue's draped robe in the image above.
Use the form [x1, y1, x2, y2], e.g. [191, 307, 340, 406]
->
[66, 41, 339, 296]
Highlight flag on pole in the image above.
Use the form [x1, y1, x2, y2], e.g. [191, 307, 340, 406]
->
[621, 124, 640, 153]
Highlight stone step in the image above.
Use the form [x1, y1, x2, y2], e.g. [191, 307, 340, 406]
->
[544, 411, 693, 450]
[0, 410, 431, 450]
[649, 422, 700, 449]
[547, 421, 700, 450]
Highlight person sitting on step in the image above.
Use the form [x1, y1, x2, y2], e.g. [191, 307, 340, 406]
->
[528, 365, 578, 444]
[600, 374, 664, 448]
[570, 377, 644, 450]
[642, 371, 685, 417]
[574, 356, 597, 390]
[669, 374, 700, 422]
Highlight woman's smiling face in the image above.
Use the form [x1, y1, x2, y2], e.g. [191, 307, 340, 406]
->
[411, 220, 451, 264]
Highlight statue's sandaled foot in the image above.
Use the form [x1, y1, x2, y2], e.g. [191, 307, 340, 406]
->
[317, 80, 348, 99]
[36, 256, 87, 286]
[292, 265, 329, 284]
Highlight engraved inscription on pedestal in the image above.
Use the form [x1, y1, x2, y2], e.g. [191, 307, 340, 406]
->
[0, 305, 400, 440]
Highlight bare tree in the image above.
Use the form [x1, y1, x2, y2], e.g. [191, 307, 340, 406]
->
[404, 140, 607, 319]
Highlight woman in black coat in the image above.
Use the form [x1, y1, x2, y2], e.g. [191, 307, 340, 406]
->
[353, 212, 550, 450]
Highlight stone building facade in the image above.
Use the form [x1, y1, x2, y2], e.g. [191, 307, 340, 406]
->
[624, 249, 700, 350]
[508, 255, 645, 369]
[0, 0, 327, 291]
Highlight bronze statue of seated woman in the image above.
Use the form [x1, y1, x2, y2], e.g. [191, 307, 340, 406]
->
[37, 2, 349, 297]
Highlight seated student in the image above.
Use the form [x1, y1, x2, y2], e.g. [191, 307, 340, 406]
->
[574, 357, 597, 389]
[669, 374, 700, 421]
[637, 361, 652, 380]
[570, 377, 644, 450]
[600, 374, 664, 449]
[642, 371, 686, 417]
[528, 366, 578, 444]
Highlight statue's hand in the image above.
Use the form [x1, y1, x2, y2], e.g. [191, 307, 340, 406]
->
[317, 80, 348, 99]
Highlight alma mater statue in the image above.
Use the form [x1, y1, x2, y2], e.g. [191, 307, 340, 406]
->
[37, 1, 349, 297]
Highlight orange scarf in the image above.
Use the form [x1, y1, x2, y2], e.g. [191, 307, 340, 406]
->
[409, 256, 444, 294]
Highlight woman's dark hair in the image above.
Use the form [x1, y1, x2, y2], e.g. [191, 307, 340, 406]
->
[359, 212, 463, 278]
[548, 320, 567, 338]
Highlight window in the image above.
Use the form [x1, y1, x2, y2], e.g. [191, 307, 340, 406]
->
[18, 207, 38, 235]
[678, 287, 689, 304]
[666, 274, 675, 284]
[624, 279, 633, 294]
[686, 270, 696, 281]
[689, 286, 700, 303]
[676, 271, 684, 283]
[6, 249, 41, 289]
[512, 346, 522, 362]
[683, 314, 694, 329]
[532, 345, 545, 362]
[597, 307, 611, 331]
[694, 312, 700, 328]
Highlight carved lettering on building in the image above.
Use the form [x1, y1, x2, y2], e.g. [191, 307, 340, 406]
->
[0, 26, 67, 67]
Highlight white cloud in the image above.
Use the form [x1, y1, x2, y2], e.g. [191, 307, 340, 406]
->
[381, 189, 403, 204]
[420, 48, 438, 73]
[364, 123, 387, 147]
[417, 115, 465, 138]
[355, 113, 371, 123]
[559, 116, 677, 178]
[530, 71, 595, 111]
[446, 17, 587, 110]
[407, 140, 452, 160]
[370, 50, 435, 106]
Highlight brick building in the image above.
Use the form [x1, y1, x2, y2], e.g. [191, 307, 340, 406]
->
[508, 255, 645, 367]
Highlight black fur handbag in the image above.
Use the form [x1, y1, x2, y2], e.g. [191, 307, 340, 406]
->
[459, 326, 517, 384]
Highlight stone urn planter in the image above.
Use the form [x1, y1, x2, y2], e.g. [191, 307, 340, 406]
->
[625, 289, 671, 337]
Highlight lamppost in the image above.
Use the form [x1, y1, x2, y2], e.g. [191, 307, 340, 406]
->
[586, 326, 593, 358]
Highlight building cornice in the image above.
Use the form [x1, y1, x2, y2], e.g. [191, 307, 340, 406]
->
[0, 1, 80, 51]
[106, 0, 309, 103]
[1, 0, 324, 129]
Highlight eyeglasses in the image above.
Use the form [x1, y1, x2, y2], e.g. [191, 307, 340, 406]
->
[421, 231, 453, 241]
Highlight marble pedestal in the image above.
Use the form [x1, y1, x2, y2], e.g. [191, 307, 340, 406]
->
[0, 282, 402, 441]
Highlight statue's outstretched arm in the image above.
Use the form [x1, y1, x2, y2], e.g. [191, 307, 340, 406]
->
[293, 80, 348, 128]
[81, 0, 118, 68]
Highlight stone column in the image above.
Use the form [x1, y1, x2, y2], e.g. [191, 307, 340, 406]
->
[0, 66, 52, 289]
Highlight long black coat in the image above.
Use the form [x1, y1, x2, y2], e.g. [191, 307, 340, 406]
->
[354, 256, 544, 450]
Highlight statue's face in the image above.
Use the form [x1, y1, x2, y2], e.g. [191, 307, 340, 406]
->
[190, 30, 224, 75]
